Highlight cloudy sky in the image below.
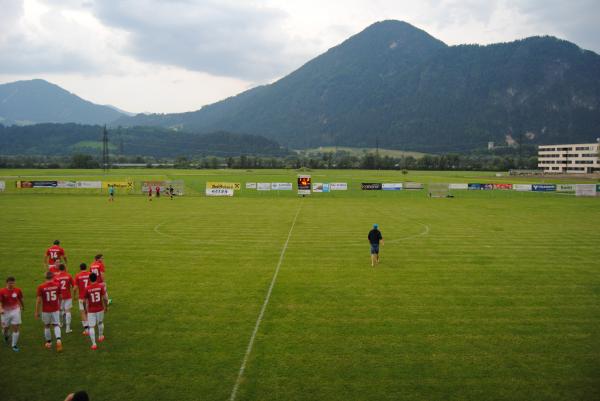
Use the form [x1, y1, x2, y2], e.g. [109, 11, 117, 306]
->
[1, 0, 598, 113]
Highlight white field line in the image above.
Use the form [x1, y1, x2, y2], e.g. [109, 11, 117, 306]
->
[229, 201, 303, 401]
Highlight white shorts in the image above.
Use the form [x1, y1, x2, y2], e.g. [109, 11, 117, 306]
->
[61, 299, 73, 311]
[78, 299, 85, 311]
[87, 311, 104, 327]
[42, 311, 60, 325]
[1, 309, 22, 327]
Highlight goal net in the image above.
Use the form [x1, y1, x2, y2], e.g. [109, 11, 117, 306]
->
[141, 180, 185, 196]
[428, 183, 450, 198]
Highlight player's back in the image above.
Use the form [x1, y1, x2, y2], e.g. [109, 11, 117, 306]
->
[75, 271, 91, 298]
[46, 245, 65, 262]
[55, 272, 74, 299]
[85, 283, 105, 312]
[38, 282, 61, 312]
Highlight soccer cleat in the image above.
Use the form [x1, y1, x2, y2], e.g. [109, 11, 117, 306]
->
[65, 328, 73, 334]
[83, 329, 89, 336]
[12, 346, 20, 352]
[108, 299, 112, 305]
[56, 340, 63, 353]
[98, 335, 105, 343]
[45, 342, 52, 349]
[90, 344, 98, 350]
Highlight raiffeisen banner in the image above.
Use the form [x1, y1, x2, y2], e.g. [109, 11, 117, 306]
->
[206, 182, 241, 191]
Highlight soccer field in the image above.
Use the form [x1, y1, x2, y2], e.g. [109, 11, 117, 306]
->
[0, 169, 599, 401]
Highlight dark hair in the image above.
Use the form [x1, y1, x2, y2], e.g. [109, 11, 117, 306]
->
[89, 273, 97, 282]
[94, 254, 103, 260]
[72, 391, 90, 401]
[45, 271, 54, 280]
[53, 240, 60, 245]
[80, 263, 87, 270]
[59, 264, 66, 271]
[6, 276, 15, 283]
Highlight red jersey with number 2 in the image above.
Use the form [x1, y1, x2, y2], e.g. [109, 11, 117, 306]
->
[54, 272, 74, 299]
[75, 271, 91, 300]
[84, 283, 106, 313]
[37, 281, 61, 312]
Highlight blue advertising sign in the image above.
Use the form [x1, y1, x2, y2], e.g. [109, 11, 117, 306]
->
[532, 184, 556, 192]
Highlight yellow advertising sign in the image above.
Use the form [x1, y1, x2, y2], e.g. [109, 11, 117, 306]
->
[206, 182, 241, 190]
[103, 181, 134, 189]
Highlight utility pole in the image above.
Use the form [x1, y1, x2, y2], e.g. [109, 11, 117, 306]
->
[102, 125, 109, 172]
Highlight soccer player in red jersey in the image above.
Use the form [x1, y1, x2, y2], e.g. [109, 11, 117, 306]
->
[83, 273, 108, 350]
[35, 271, 63, 352]
[45, 240, 67, 271]
[55, 264, 75, 333]
[0, 276, 24, 352]
[74, 263, 91, 335]
[90, 254, 112, 304]
[148, 186, 153, 201]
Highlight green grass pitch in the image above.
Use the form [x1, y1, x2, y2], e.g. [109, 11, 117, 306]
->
[0, 169, 599, 401]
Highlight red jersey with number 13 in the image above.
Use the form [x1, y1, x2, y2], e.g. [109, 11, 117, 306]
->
[37, 281, 61, 312]
[75, 271, 91, 300]
[84, 283, 106, 313]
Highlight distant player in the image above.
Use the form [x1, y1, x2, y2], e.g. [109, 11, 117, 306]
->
[74, 263, 91, 335]
[168, 185, 174, 199]
[35, 271, 63, 352]
[368, 224, 384, 267]
[148, 186, 153, 201]
[45, 240, 67, 271]
[108, 185, 115, 202]
[54, 264, 75, 333]
[0, 276, 24, 352]
[83, 273, 108, 350]
[155, 185, 161, 198]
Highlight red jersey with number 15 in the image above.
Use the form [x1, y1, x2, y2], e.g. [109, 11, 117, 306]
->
[84, 283, 106, 313]
[46, 245, 65, 263]
[75, 271, 91, 300]
[89, 261, 105, 283]
[37, 281, 61, 312]
[54, 272, 74, 300]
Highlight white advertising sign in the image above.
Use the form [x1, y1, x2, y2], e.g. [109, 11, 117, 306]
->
[557, 184, 576, 192]
[513, 184, 532, 192]
[0, 181, 5, 191]
[382, 183, 403, 190]
[57, 181, 77, 188]
[449, 183, 468, 190]
[329, 183, 347, 191]
[271, 182, 292, 190]
[257, 183, 271, 191]
[76, 181, 102, 189]
[206, 188, 234, 197]
[312, 183, 324, 193]
[245, 182, 257, 189]
[575, 184, 596, 197]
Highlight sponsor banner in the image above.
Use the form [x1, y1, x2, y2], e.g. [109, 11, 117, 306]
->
[103, 181, 133, 189]
[513, 184, 532, 192]
[382, 183, 403, 191]
[312, 183, 324, 193]
[329, 183, 348, 191]
[206, 188, 233, 197]
[76, 181, 102, 189]
[57, 180, 77, 188]
[532, 184, 556, 192]
[206, 182, 241, 191]
[272, 182, 293, 191]
[557, 184, 576, 192]
[404, 182, 424, 190]
[245, 182, 257, 189]
[297, 175, 311, 195]
[468, 183, 493, 190]
[575, 184, 596, 197]
[597, 184, 600, 193]
[449, 183, 468, 190]
[0, 181, 4, 191]
[493, 183, 513, 190]
[257, 183, 271, 191]
[323, 183, 330, 193]
[17, 180, 57, 188]
[361, 183, 382, 190]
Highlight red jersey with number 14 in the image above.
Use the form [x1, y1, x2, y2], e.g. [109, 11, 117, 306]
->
[37, 281, 61, 312]
[75, 271, 91, 300]
[46, 245, 65, 263]
[54, 272, 74, 300]
[84, 283, 106, 313]
[0, 287, 23, 311]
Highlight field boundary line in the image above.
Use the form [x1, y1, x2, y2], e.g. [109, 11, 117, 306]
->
[229, 201, 303, 401]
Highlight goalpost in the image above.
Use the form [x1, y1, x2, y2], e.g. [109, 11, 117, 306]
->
[428, 183, 451, 198]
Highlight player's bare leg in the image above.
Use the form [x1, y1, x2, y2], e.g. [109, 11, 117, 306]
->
[44, 323, 52, 349]
[80, 310, 89, 335]
[371, 254, 376, 267]
[3, 325, 9, 344]
[53, 324, 62, 352]
[11, 324, 20, 351]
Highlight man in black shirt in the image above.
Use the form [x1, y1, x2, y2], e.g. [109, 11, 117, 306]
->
[368, 224, 384, 267]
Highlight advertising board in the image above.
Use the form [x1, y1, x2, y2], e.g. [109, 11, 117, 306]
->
[245, 183, 257, 189]
[382, 183, 402, 190]
[271, 183, 292, 190]
[206, 182, 241, 190]
[76, 181, 102, 189]
[312, 183, 324, 193]
[513, 184, 532, 191]
[493, 183, 513, 190]
[0, 181, 4, 191]
[297, 175, 311, 195]
[403, 182, 424, 190]
[449, 183, 468, 190]
[557, 184, 576, 192]
[17, 180, 57, 188]
[103, 181, 133, 189]
[329, 183, 348, 191]
[257, 183, 271, 191]
[206, 188, 234, 197]
[575, 184, 596, 197]
[532, 184, 556, 192]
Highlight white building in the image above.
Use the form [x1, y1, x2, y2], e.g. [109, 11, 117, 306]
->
[538, 143, 599, 174]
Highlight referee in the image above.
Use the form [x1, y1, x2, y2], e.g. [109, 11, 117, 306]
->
[368, 224, 384, 267]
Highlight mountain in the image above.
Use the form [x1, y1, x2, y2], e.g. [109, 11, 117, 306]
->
[0, 123, 290, 157]
[0, 79, 127, 125]
[116, 20, 600, 153]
